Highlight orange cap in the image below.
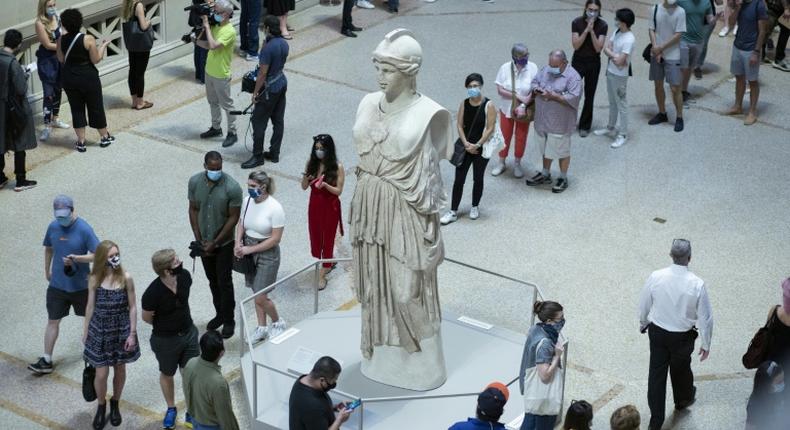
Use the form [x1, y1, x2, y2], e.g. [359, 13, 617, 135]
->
[486, 381, 509, 401]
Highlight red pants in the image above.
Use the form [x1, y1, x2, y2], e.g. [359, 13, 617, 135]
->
[498, 111, 530, 159]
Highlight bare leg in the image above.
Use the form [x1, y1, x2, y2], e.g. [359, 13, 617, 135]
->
[670, 85, 683, 118]
[94, 366, 110, 405]
[159, 374, 175, 408]
[279, 15, 290, 37]
[97, 127, 110, 138]
[542, 157, 552, 171]
[654, 80, 666, 114]
[44, 319, 60, 357]
[74, 127, 86, 143]
[257, 294, 280, 323]
[111, 364, 127, 400]
[254, 294, 268, 326]
[727, 75, 746, 114]
[559, 157, 570, 174]
[681, 67, 692, 92]
[747, 81, 759, 116]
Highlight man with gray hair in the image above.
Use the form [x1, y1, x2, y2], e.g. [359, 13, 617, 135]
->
[524, 49, 582, 193]
[638, 239, 713, 430]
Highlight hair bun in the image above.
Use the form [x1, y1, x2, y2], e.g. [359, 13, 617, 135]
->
[533, 301, 544, 315]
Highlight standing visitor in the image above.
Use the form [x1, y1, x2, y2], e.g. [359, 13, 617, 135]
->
[448, 382, 510, 430]
[725, 0, 769, 125]
[638, 239, 713, 430]
[57, 8, 115, 152]
[595, 8, 636, 149]
[492, 44, 537, 178]
[239, 0, 263, 61]
[83, 240, 140, 429]
[745, 361, 787, 429]
[265, 0, 295, 39]
[609, 405, 641, 430]
[562, 400, 593, 430]
[188, 151, 242, 338]
[236, 170, 287, 343]
[765, 0, 790, 71]
[678, 0, 715, 104]
[695, 0, 724, 78]
[441, 73, 496, 225]
[301, 135, 344, 289]
[288, 356, 353, 430]
[341, 0, 363, 37]
[121, 0, 154, 110]
[34, 0, 70, 141]
[1, 29, 38, 192]
[182, 331, 240, 430]
[29, 194, 99, 374]
[762, 278, 790, 404]
[570, 0, 607, 137]
[647, 0, 687, 132]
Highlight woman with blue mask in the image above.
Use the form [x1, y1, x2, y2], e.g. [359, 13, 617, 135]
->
[234, 170, 287, 344]
[746, 361, 786, 429]
[301, 135, 345, 289]
[570, 0, 607, 137]
[34, 0, 71, 142]
[441, 73, 497, 225]
[518, 301, 566, 430]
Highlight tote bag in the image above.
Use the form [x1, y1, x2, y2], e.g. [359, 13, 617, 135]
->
[122, 5, 155, 53]
[522, 338, 563, 415]
[481, 101, 504, 159]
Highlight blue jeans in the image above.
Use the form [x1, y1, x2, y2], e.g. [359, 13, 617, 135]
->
[520, 413, 557, 430]
[194, 45, 208, 83]
[239, 0, 262, 56]
[36, 53, 62, 124]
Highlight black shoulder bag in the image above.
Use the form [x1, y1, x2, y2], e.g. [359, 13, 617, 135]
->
[82, 361, 97, 402]
[122, 2, 155, 52]
[642, 5, 658, 63]
[450, 97, 488, 167]
[232, 198, 256, 275]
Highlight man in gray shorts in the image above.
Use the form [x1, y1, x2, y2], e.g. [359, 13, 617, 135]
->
[678, 0, 715, 104]
[648, 0, 687, 132]
[726, 0, 769, 125]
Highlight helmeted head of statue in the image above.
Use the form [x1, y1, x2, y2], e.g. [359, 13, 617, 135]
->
[371, 28, 423, 76]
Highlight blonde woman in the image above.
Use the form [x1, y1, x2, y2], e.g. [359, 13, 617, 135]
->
[34, 0, 70, 141]
[121, 0, 153, 110]
[83, 240, 139, 430]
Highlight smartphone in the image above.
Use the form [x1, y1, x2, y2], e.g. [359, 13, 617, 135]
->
[346, 399, 362, 411]
[314, 174, 325, 188]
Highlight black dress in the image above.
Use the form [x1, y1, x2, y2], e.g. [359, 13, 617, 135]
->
[265, 0, 295, 16]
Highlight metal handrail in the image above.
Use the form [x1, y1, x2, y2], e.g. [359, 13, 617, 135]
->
[238, 256, 570, 425]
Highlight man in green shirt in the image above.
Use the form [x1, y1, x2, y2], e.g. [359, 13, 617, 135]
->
[188, 151, 242, 338]
[678, 0, 715, 103]
[196, 0, 238, 148]
[183, 330, 240, 430]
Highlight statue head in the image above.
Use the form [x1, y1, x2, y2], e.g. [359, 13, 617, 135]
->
[372, 29, 422, 98]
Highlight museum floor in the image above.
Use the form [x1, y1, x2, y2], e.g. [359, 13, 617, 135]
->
[1, 0, 789, 428]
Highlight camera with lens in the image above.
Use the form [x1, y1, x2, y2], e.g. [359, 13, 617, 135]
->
[181, 0, 213, 43]
[189, 241, 204, 258]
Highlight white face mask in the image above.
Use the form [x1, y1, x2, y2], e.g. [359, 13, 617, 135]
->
[666, 0, 677, 5]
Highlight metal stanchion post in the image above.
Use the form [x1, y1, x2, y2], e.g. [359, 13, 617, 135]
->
[252, 363, 258, 419]
[313, 262, 320, 314]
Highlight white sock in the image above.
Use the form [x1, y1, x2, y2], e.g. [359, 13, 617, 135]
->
[43, 354, 52, 363]
[542, 168, 550, 176]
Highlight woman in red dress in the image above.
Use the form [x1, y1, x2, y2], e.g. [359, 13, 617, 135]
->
[301, 134, 345, 290]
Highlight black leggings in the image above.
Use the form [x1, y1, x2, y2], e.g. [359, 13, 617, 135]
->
[128, 50, 150, 98]
[0, 150, 26, 180]
[451, 152, 489, 211]
[571, 57, 601, 131]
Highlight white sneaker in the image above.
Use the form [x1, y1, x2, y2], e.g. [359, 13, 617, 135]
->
[593, 127, 615, 137]
[251, 326, 269, 343]
[269, 320, 287, 339]
[513, 164, 524, 178]
[356, 0, 374, 8]
[245, 53, 258, 62]
[469, 207, 479, 220]
[440, 211, 457, 225]
[51, 119, 70, 129]
[610, 135, 627, 148]
[718, 26, 729, 37]
[491, 163, 506, 176]
[39, 127, 51, 141]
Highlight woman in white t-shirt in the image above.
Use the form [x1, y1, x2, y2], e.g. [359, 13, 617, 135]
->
[595, 8, 636, 149]
[492, 43, 538, 178]
[234, 170, 287, 343]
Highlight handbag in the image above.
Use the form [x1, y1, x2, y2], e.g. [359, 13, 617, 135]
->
[522, 338, 563, 415]
[451, 97, 488, 167]
[232, 198, 256, 275]
[481, 101, 504, 159]
[642, 5, 658, 63]
[510, 63, 535, 123]
[82, 361, 97, 402]
[742, 306, 779, 369]
[122, 4, 155, 52]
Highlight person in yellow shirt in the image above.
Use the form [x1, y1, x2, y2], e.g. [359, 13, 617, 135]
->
[196, 0, 237, 148]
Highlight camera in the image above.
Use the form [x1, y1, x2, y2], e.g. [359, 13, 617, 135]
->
[184, 1, 212, 17]
[189, 241, 204, 259]
[181, 0, 213, 43]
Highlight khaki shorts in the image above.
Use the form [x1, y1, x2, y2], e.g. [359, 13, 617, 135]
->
[537, 131, 571, 160]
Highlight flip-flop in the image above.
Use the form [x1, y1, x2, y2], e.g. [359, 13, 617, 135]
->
[133, 101, 154, 110]
[318, 278, 328, 291]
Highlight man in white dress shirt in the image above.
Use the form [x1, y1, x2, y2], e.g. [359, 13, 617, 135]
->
[638, 238, 713, 430]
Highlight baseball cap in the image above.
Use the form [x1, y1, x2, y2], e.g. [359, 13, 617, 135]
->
[53, 194, 74, 217]
[477, 381, 509, 420]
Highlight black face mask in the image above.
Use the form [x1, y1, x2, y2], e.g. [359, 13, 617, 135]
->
[323, 379, 337, 392]
[170, 263, 183, 276]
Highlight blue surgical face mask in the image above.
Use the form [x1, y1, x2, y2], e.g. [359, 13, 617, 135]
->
[56, 216, 72, 227]
[773, 382, 785, 393]
[467, 87, 481, 98]
[213, 13, 224, 24]
[46, 7, 57, 17]
[206, 169, 222, 182]
[586, 10, 598, 19]
[248, 187, 262, 199]
[315, 149, 326, 160]
[548, 66, 562, 76]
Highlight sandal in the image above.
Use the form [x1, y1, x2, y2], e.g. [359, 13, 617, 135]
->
[133, 101, 154, 110]
[318, 278, 328, 291]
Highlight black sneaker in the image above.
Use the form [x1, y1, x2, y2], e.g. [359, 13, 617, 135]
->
[28, 357, 53, 374]
[206, 316, 223, 331]
[14, 179, 37, 192]
[693, 67, 703, 79]
[221, 132, 237, 148]
[525, 172, 552, 186]
[241, 155, 265, 169]
[75, 141, 87, 153]
[263, 151, 279, 163]
[200, 127, 222, 139]
[350, 25, 363, 31]
[221, 322, 235, 339]
[648, 112, 669, 125]
[552, 177, 569, 193]
[674, 117, 684, 132]
[99, 135, 115, 148]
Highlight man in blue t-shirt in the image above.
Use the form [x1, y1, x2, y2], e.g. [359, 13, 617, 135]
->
[241, 15, 290, 169]
[28, 194, 99, 374]
[725, 0, 769, 125]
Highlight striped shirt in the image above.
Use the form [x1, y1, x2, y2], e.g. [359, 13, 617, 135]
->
[532, 65, 582, 135]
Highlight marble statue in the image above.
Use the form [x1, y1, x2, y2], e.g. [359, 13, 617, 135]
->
[349, 28, 453, 391]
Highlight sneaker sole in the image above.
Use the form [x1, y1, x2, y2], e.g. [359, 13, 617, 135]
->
[14, 185, 37, 192]
[28, 365, 53, 374]
[552, 187, 567, 193]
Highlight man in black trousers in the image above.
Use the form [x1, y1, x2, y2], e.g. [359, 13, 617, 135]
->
[340, 0, 363, 37]
[638, 238, 714, 430]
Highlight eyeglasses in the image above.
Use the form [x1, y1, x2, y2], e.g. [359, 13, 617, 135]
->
[313, 134, 330, 142]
